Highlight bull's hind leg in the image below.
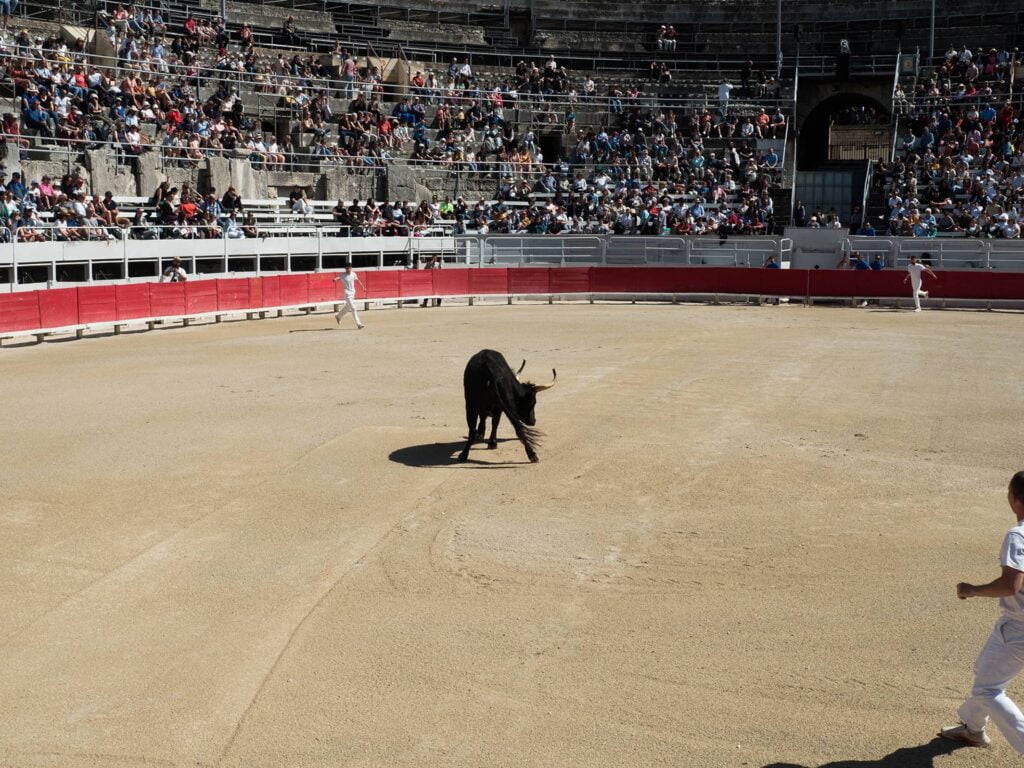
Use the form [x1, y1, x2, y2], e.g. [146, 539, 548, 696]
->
[487, 409, 501, 449]
[475, 415, 487, 441]
[457, 407, 476, 462]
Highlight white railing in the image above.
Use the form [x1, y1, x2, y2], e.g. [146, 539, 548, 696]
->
[469, 234, 793, 267]
[2, 226, 457, 290]
[839, 236, 1024, 271]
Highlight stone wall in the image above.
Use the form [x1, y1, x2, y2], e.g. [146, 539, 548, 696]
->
[57, 151, 464, 205]
[531, 30, 645, 52]
[196, 0, 334, 33]
[385, 20, 487, 46]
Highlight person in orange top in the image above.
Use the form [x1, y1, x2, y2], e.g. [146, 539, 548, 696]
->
[755, 108, 771, 138]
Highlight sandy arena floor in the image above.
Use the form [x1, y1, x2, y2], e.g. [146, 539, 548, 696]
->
[1, 299, 1023, 767]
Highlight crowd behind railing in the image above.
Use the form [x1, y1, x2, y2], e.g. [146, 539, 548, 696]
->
[2, 12, 790, 169]
[876, 44, 1022, 239]
[0, 160, 782, 242]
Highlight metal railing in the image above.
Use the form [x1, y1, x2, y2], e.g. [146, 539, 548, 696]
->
[859, 159, 873, 226]
[5, 220, 454, 243]
[841, 236, 1024, 270]
[828, 143, 890, 161]
[3, 221, 459, 290]
[470, 234, 793, 267]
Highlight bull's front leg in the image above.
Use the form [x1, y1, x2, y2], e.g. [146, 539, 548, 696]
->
[487, 409, 501, 449]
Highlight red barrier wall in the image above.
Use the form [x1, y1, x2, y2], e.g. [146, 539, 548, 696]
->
[469, 268, 509, 294]
[0, 292, 41, 331]
[549, 267, 590, 293]
[400, 270, 434, 297]
[7, 267, 1024, 335]
[77, 286, 118, 324]
[278, 274, 309, 306]
[308, 273, 339, 303]
[150, 282, 186, 317]
[247, 277, 263, 309]
[38, 288, 79, 328]
[508, 267, 551, 295]
[260, 275, 280, 308]
[115, 284, 152, 320]
[365, 270, 400, 299]
[216, 278, 250, 310]
[185, 281, 218, 315]
[433, 269, 470, 296]
[590, 267, 638, 293]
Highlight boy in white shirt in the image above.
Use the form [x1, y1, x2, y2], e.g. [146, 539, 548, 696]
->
[942, 472, 1024, 752]
[903, 254, 937, 312]
[334, 264, 365, 329]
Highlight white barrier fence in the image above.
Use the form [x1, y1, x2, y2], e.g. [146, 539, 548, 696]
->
[7, 233, 1024, 291]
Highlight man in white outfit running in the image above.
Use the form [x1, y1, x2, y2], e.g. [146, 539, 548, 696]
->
[903, 254, 936, 312]
[941, 471, 1024, 752]
[334, 264, 365, 329]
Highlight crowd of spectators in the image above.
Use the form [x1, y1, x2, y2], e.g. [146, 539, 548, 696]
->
[876, 45, 1021, 238]
[0, 9, 792, 240]
[0, 168, 276, 241]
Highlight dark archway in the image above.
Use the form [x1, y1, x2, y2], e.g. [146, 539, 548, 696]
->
[798, 92, 890, 170]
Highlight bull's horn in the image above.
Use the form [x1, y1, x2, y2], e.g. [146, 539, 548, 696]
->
[515, 359, 526, 381]
[534, 369, 557, 392]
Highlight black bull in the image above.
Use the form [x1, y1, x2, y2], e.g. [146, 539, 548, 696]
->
[457, 349, 556, 463]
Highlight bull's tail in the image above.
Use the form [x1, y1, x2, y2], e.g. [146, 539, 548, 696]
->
[517, 422, 543, 456]
[492, 382, 543, 458]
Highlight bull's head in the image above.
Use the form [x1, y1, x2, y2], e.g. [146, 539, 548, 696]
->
[517, 369, 557, 426]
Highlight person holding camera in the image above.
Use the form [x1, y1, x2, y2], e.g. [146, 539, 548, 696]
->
[160, 257, 188, 282]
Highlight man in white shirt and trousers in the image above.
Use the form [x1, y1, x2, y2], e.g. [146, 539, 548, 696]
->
[903, 254, 936, 311]
[334, 264, 365, 329]
[942, 471, 1024, 752]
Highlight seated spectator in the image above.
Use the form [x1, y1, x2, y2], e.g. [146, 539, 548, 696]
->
[242, 210, 259, 238]
[223, 211, 243, 239]
[282, 16, 301, 47]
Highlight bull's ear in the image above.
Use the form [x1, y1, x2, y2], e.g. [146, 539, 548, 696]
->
[534, 369, 557, 392]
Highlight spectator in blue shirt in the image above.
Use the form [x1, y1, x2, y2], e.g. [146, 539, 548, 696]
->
[857, 219, 877, 236]
[851, 251, 870, 270]
[870, 254, 884, 270]
[764, 254, 780, 268]
[7, 172, 26, 200]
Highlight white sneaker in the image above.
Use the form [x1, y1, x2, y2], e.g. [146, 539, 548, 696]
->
[939, 723, 990, 747]
[357, 324, 365, 330]
[920, 290, 929, 299]
[914, 308, 922, 312]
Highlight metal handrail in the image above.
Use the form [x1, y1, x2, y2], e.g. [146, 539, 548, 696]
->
[888, 48, 904, 163]
[859, 159, 873, 227]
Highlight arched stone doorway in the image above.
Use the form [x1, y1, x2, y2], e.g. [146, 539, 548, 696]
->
[798, 92, 891, 169]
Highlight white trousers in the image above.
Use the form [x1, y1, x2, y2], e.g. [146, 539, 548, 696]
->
[959, 618, 1024, 753]
[911, 276, 925, 310]
[336, 295, 361, 326]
